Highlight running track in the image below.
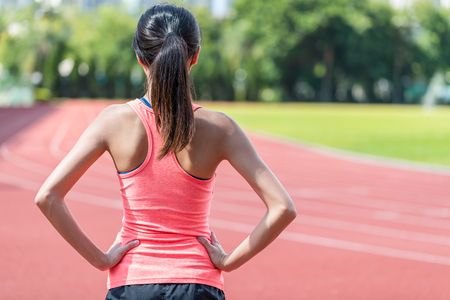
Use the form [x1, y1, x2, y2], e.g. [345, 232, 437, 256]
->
[1, 100, 450, 299]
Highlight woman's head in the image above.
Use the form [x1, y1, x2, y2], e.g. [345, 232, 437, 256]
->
[132, 4, 201, 159]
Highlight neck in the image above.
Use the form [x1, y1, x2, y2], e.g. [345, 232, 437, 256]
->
[144, 90, 151, 106]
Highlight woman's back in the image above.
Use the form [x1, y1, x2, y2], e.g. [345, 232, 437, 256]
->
[106, 99, 224, 290]
[105, 102, 230, 181]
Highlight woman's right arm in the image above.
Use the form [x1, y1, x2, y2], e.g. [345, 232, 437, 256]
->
[198, 114, 297, 272]
[35, 105, 139, 271]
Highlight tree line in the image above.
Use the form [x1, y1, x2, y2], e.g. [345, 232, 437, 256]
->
[0, 0, 449, 103]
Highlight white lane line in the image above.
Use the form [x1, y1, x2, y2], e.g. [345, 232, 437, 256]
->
[214, 185, 450, 217]
[0, 111, 55, 176]
[0, 172, 122, 209]
[288, 188, 450, 217]
[3, 172, 450, 267]
[0, 172, 42, 191]
[49, 108, 79, 160]
[214, 189, 450, 230]
[267, 166, 450, 202]
[214, 190, 450, 230]
[1, 141, 118, 191]
[246, 143, 450, 196]
[209, 218, 450, 266]
[1, 143, 53, 175]
[0, 106, 118, 190]
[216, 166, 450, 210]
[48, 104, 114, 177]
[20, 173, 450, 248]
[215, 186, 450, 230]
[211, 201, 450, 246]
[247, 130, 450, 176]
[327, 185, 450, 211]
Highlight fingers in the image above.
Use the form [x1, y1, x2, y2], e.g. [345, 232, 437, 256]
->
[197, 236, 213, 251]
[210, 231, 219, 245]
[116, 240, 139, 256]
[198, 233, 228, 271]
[103, 240, 139, 270]
[123, 240, 139, 252]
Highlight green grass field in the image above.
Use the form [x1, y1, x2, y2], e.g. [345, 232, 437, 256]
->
[201, 102, 450, 166]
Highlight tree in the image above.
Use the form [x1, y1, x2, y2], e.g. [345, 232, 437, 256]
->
[232, 0, 372, 101]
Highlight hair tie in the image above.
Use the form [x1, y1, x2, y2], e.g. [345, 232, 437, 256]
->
[164, 32, 177, 39]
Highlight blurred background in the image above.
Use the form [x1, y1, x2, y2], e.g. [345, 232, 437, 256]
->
[2, 2, 450, 299]
[2, 0, 450, 106]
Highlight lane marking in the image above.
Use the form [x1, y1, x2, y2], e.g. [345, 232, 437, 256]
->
[6, 166, 447, 248]
[6, 103, 448, 219]
[6, 124, 450, 232]
[257, 162, 450, 199]
[1, 142, 119, 191]
[49, 108, 79, 159]
[0, 107, 117, 190]
[48, 105, 112, 176]
[1, 143, 53, 176]
[215, 185, 450, 217]
[209, 218, 450, 266]
[3, 102, 450, 268]
[3, 172, 450, 267]
[212, 201, 450, 246]
[248, 130, 450, 176]
[0, 172, 42, 191]
[214, 190, 450, 230]
[0, 172, 122, 209]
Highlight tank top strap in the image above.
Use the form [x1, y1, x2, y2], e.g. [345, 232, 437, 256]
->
[127, 99, 152, 129]
[192, 102, 202, 111]
[116, 99, 154, 178]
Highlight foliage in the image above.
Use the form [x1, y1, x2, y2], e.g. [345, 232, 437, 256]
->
[0, 0, 450, 102]
[190, 8, 234, 100]
[231, 0, 450, 103]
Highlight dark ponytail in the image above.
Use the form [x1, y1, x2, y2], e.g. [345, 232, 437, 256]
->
[132, 4, 201, 159]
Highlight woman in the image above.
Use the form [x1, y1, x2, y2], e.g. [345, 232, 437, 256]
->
[35, 4, 297, 299]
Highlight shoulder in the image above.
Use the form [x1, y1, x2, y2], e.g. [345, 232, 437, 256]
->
[92, 102, 142, 130]
[194, 107, 240, 137]
[97, 103, 136, 122]
[194, 107, 250, 160]
[86, 102, 142, 143]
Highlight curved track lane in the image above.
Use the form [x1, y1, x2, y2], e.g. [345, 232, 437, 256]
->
[1, 100, 450, 300]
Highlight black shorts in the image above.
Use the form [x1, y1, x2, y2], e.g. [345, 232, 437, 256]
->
[105, 283, 226, 300]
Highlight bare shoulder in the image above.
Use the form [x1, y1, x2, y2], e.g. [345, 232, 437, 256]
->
[84, 103, 143, 147]
[194, 107, 240, 137]
[91, 103, 142, 132]
[194, 107, 251, 162]
[96, 103, 137, 124]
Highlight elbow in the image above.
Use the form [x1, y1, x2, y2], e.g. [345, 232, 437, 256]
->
[275, 199, 297, 223]
[35, 190, 56, 212]
[95, 263, 109, 272]
[269, 199, 297, 224]
[282, 204, 297, 222]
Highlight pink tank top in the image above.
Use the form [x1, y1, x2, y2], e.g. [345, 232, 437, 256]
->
[107, 99, 223, 290]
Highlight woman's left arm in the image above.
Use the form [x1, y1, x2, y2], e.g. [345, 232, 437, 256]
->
[35, 106, 138, 271]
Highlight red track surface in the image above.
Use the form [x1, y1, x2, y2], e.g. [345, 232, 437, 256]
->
[1, 100, 450, 299]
